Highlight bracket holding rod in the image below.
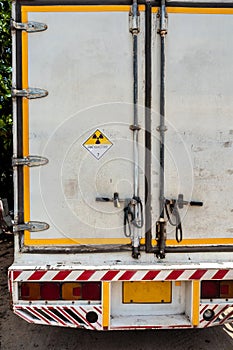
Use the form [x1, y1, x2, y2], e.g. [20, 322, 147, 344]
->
[157, 0, 168, 259]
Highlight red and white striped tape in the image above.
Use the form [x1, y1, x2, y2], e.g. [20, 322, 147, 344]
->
[200, 304, 233, 328]
[14, 305, 103, 330]
[10, 268, 233, 282]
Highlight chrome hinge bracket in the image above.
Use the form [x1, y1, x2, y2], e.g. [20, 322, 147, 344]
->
[129, 0, 140, 34]
[11, 20, 48, 33]
[12, 88, 48, 99]
[157, 1, 168, 36]
[14, 221, 50, 232]
[12, 155, 49, 167]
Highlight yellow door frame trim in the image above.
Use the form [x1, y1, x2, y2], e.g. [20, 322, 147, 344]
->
[22, 5, 146, 14]
[152, 7, 233, 14]
[22, 9, 30, 245]
[23, 5, 233, 15]
[25, 237, 233, 246]
[167, 7, 233, 15]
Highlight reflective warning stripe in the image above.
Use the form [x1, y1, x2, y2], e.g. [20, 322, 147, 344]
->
[142, 270, 160, 280]
[14, 305, 103, 330]
[101, 270, 120, 281]
[118, 271, 136, 280]
[13, 270, 23, 280]
[56, 306, 81, 327]
[211, 269, 229, 279]
[52, 270, 72, 281]
[189, 270, 208, 280]
[165, 270, 185, 280]
[219, 309, 233, 325]
[28, 271, 47, 281]
[199, 304, 231, 328]
[204, 305, 230, 328]
[11, 268, 233, 282]
[76, 270, 96, 280]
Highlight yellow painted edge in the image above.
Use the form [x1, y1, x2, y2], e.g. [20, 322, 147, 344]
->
[23, 4, 233, 15]
[21, 3, 144, 245]
[24, 238, 131, 246]
[22, 5, 145, 13]
[102, 282, 110, 329]
[21, 9, 30, 245]
[152, 7, 233, 14]
[167, 7, 233, 15]
[24, 237, 233, 246]
[152, 7, 159, 13]
[157, 238, 233, 246]
[192, 280, 200, 327]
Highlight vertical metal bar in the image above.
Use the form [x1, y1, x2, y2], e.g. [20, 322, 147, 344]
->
[157, 0, 167, 259]
[159, 1, 166, 219]
[132, 0, 139, 199]
[15, 3, 24, 249]
[12, 1, 18, 227]
[130, 0, 142, 258]
[133, 33, 139, 198]
[145, 3, 152, 252]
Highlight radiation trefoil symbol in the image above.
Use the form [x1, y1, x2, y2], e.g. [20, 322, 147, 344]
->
[83, 129, 113, 160]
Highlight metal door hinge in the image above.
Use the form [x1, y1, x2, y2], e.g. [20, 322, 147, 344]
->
[11, 20, 48, 33]
[129, 0, 140, 34]
[14, 221, 50, 232]
[12, 156, 49, 167]
[12, 88, 48, 99]
[157, 1, 168, 36]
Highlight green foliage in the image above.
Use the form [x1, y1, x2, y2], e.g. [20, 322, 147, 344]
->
[0, 0, 13, 206]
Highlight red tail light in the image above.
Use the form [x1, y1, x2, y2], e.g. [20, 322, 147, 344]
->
[19, 282, 101, 301]
[201, 280, 233, 299]
[62, 283, 82, 300]
[201, 281, 220, 299]
[20, 282, 41, 300]
[82, 282, 101, 301]
[220, 281, 233, 298]
[40, 283, 60, 300]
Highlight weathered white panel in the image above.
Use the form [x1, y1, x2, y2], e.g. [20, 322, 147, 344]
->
[27, 10, 145, 241]
[152, 12, 233, 240]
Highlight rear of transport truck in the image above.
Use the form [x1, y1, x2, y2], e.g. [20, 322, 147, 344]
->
[9, 0, 233, 330]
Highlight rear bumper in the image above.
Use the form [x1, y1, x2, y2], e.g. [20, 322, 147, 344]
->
[12, 304, 233, 330]
[9, 266, 233, 330]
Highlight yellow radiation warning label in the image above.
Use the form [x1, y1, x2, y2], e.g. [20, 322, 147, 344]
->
[83, 129, 113, 159]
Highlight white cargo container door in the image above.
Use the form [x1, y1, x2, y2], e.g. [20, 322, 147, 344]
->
[21, 6, 145, 247]
[151, 7, 233, 246]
